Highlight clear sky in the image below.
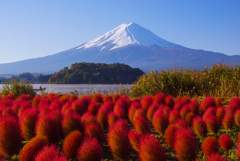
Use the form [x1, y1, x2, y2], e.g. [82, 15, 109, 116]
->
[0, 0, 239, 64]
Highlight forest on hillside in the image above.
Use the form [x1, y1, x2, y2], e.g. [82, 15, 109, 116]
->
[48, 63, 144, 84]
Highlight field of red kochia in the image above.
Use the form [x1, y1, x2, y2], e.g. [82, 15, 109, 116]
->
[0, 93, 240, 160]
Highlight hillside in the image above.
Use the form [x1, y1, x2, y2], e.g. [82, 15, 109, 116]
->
[48, 63, 144, 84]
[0, 23, 239, 74]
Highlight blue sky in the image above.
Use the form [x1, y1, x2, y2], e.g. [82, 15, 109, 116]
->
[0, 0, 239, 64]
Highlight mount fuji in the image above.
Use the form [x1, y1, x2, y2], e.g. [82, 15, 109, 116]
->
[0, 22, 240, 74]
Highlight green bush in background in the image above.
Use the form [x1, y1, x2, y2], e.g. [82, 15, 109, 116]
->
[1, 81, 36, 98]
[130, 63, 240, 99]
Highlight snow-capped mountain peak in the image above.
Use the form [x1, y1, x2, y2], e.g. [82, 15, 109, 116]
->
[77, 22, 181, 51]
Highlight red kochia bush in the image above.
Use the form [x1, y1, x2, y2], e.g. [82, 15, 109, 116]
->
[205, 115, 219, 134]
[215, 97, 223, 107]
[107, 119, 130, 161]
[81, 112, 97, 126]
[63, 130, 84, 159]
[153, 93, 165, 104]
[200, 96, 216, 113]
[62, 113, 83, 137]
[128, 102, 141, 123]
[218, 134, 233, 151]
[69, 94, 78, 102]
[216, 107, 225, 123]
[133, 115, 150, 134]
[201, 136, 218, 157]
[235, 109, 240, 127]
[0, 116, 22, 157]
[174, 128, 198, 161]
[164, 124, 178, 148]
[84, 122, 104, 144]
[152, 109, 169, 135]
[165, 95, 175, 108]
[206, 153, 228, 161]
[36, 113, 61, 143]
[139, 134, 167, 161]
[202, 107, 217, 121]
[146, 103, 159, 122]
[132, 108, 145, 123]
[140, 95, 153, 113]
[103, 94, 112, 103]
[19, 136, 47, 161]
[180, 104, 191, 120]
[92, 93, 103, 104]
[168, 110, 180, 124]
[222, 113, 234, 130]
[128, 130, 142, 152]
[97, 106, 111, 130]
[189, 99, 199, 115]
[236, 140, 240, 159]
[77, 138, 102, 161]
[184, 112, 195, 125]
[108, 112, 120, 128]
[88, 101, 100, 115]
[35, 145, 67, 161]
[20, 108, 39, 140]
[81, 95, 92, 107]
[72, 99, 87, 115]
[192, 116, 207, 138]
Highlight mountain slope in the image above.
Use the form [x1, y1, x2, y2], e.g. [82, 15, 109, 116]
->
[0, 22, 239, 74]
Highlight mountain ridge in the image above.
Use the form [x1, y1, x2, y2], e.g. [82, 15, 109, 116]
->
[0, 23, 239, 74]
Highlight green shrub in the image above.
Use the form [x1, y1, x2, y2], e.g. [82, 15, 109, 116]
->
[1, 81, 36, 98]
[130, 63, 240, 98]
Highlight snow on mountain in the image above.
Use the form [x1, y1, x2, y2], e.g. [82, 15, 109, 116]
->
[77, 22, 183, 51]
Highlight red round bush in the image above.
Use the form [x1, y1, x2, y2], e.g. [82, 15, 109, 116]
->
[84, 122, 104, 144]
[216, 107, 225, 123]
[88, 101, 100, 115]
[36, 113, 61, 143]
[204, 115, 219, 134]
[92, 93, 103, 104]
[206, 153, 228, 161]
[146, 103, 159, 122]
[192, 116, 207, 138]
[174, 128, 198, 161]
[139, 134, 167, 161]
[140, 95, 153, 113]
[62, 113, 83, 137]
[0, 116, 22, 157]
[128, 102, 141, 123]
[19, 108, 39, 140]
[189, 99, 199, 115]
[222, 113, 234, 130]
[107, 119, 130, 161]
[164, 124, 178, 148]
[201, 136, 218, 157]
[81, 112, 97, 126]
[219, 134, 233, 151]
[215, 97, 223, 108]
[19, 136, 47, 161]
[165, 95, 175, 108]
[153, 93, 165, 104]
[200, 96, 216, 113]
[235, 109, 240, 127]
[133, 115, 150, 134]
[72, 99, 87, 115]
[128, 129, 142, 152]
[35, 145, 67, 161]
[81, 95, 92, 107]
[168, 110, 180, 124]
[236, 140, 240, 159]
[108, 112, 120, 128]
[97, 106, 111, 130]
[152, 109, 169, 135]
[77, 138, 102, 161]
[63, 130, 83, 159]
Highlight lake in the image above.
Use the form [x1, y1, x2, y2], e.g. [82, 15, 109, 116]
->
[0, 84, 132, 95]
